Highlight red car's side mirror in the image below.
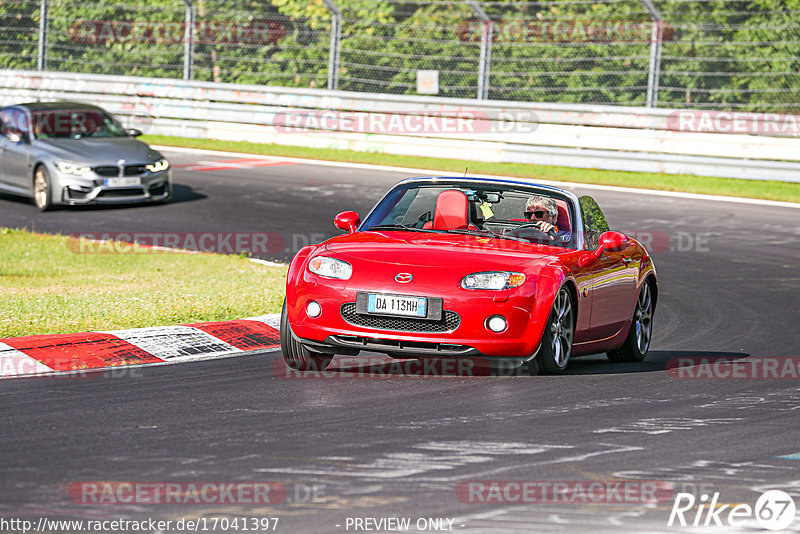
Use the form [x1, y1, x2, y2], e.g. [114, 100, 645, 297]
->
[600, 231, 630, 252]
[334, 211, 360, 233]
[579, 231, 630, 268]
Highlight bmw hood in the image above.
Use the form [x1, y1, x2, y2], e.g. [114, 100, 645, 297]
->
[324, 231, 562, 270]
[35, 137, 162, 165]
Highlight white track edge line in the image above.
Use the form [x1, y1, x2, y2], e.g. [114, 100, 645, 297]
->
[249, 257, 286, 267]
[153, 144, 800, 209]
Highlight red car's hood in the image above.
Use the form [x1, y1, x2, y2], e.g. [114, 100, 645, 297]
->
[324, 230, 565, 269]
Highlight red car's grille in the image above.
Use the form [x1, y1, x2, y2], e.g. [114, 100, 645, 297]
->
[340, 303, 460, 333]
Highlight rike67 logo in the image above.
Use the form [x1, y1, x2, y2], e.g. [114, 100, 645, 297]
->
[668, 490, 796, 531]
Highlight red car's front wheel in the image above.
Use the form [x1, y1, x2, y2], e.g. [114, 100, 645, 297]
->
[280, 300, 332, 372]
[538, 288, 575, 374]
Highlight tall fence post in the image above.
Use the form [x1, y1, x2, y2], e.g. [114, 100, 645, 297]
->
[322, 0, 342, 91]
[640, 0, 662, 108]
[37, 0, 49, 71]
[468, 0, 492, 100]
[183, 0, 195, 80]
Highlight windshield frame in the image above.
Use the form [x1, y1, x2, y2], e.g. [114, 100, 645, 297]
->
[360, 177, 585, 251]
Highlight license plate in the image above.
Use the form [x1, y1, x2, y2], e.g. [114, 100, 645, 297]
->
[367, 293, 427, 318]
[105, 177, 141, 187]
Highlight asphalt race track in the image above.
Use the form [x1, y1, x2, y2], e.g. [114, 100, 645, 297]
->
[1, 148, 799, 533]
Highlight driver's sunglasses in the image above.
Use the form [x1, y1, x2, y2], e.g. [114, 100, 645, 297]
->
[525, 210, 548, 219]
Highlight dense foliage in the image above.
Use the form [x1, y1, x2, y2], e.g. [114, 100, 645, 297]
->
[1, 0, 797, 111]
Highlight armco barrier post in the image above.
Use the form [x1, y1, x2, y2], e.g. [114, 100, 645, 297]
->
[322, 0, 342, 91]
[37, 0, 49, 71]
[183, 0, 196, 81]
[640, 0, 662, 108]
[468, 0, 492, 100]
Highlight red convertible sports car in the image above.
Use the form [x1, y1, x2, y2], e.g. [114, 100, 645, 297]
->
[281, 176, 657, 375]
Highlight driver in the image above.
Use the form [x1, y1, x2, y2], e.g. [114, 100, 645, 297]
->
[524, 195, 571, 243]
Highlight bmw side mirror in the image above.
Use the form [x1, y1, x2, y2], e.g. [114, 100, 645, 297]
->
[334, 211, 360, 233]
[579, 231, 629, 268]
[127, 128, 143, 137]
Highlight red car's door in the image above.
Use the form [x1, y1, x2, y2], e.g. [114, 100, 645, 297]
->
[586, 249, 637, 339]
[579, 196, 637, 340]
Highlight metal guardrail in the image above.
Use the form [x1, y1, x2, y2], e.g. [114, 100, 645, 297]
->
[1, 70, 799, 182]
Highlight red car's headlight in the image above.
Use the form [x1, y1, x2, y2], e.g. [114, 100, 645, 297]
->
[308, 256, 353, 280]
[461, 271, 525, 290]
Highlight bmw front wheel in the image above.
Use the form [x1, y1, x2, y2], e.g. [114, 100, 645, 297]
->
[33, 165, 53, 211]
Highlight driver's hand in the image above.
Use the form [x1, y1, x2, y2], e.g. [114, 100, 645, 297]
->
[534, 221, 556, 238]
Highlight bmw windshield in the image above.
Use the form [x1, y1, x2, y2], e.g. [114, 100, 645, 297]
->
[361, 181, 577, 249]
[32, 109, 128, 139]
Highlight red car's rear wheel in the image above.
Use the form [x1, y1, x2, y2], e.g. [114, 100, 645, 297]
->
[607, 280, 654, 363]
[280, 300, 332, 372]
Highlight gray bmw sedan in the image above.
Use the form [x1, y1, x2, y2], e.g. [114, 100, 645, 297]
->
[0, 101, 171, 210]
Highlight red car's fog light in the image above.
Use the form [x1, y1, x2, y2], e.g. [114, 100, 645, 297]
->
[486, 315, 508, 333]
[306, 301, 322, 318]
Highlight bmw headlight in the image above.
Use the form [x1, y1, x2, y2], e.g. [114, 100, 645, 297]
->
[145, 159, 170, 173]
[56, 162, 92, 175]
[461, 271, 525, 290]
[308, 256, 352, 280]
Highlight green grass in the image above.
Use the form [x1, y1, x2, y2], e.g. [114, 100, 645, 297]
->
[0, 229, 287, 338]
[142, 134, 800, 204]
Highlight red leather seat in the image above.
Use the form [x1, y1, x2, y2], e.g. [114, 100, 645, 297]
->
[555, 200, 571, 233]
[423, 190, 469, 231]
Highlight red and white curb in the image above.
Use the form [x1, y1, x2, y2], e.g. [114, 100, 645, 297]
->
[0, 314, 281, 379]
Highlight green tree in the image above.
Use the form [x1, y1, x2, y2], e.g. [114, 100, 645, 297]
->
[46, 0, 185, 78]
[0, 0, 796, 111]
[0, 0, 40, 70]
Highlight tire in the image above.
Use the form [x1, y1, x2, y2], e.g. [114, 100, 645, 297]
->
[156, 182, 172, 204]
[607, 280, 654, 363]
[33, 165, 53, 211]
[280, 300, 332, 372]
[149, 180, 172, 205]
[537, 287, 575, 374]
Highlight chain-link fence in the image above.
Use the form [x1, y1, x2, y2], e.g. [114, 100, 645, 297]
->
[1, 0, 798, 111]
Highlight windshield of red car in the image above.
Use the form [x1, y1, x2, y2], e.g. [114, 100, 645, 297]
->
[361, 183, 577, 249]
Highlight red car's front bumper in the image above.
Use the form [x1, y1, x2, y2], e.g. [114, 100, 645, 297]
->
[286, 270, 549, 361]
